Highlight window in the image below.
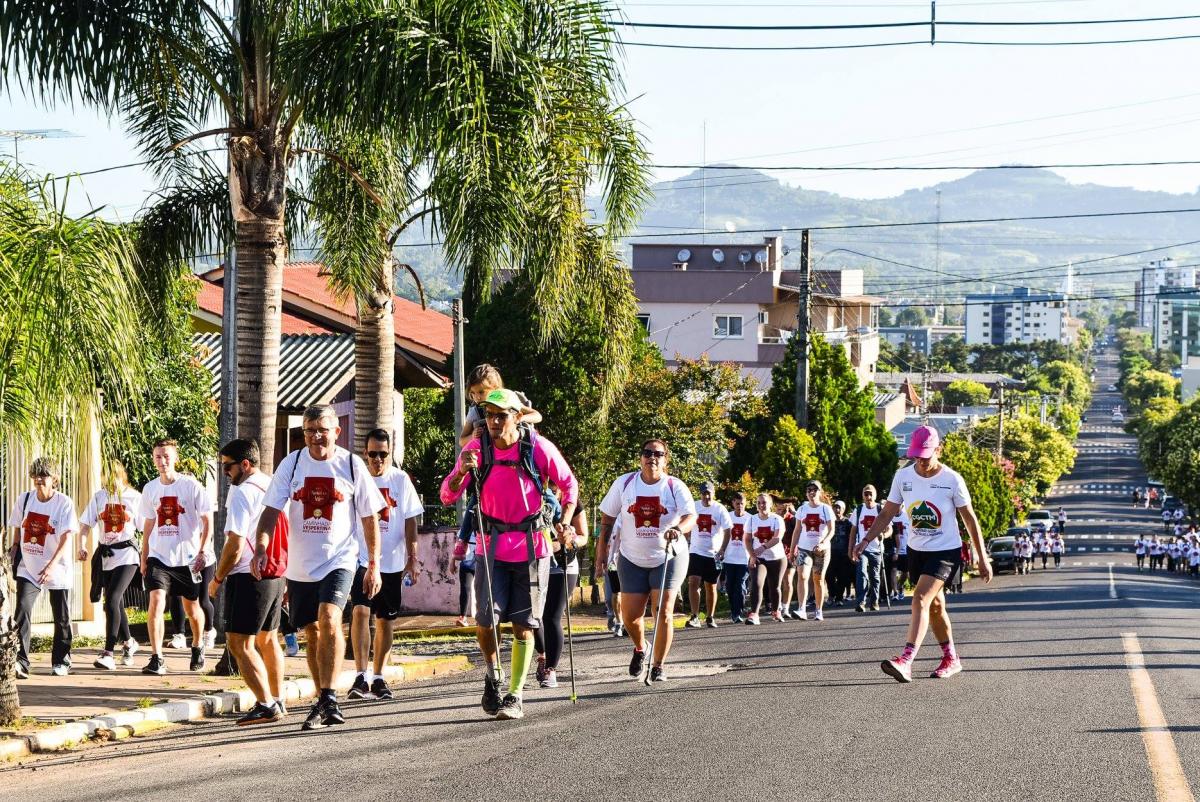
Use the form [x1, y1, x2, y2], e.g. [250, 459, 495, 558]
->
[636, 314, 651, 332]
[713, 314, 744, 338]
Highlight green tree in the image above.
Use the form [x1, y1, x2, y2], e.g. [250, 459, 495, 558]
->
[1124, 370, 1179, 413]
[929, 334, 970, 372]
[972, 413, 1075, 497]
[1039, 360, 1090, 410]
[756, 416, 821, 501]
[1131, 395, 1180, 482]
[942, 379, 991, 408]
[940, 433, 1016, 539]
[1156, 397, 1200, 516]
[400, 387, 456, 524]
[896, 307, 930, 326]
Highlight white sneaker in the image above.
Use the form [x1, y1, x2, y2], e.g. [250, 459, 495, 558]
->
[796, 608, 809, 620]
[204, 629, 217, 649]
[168, 633, 187, 650]
[122, 639, 140, 666]
[814, 610, 824, 621]
[94, 653, 117, 671]
[51, 663, 70, 676]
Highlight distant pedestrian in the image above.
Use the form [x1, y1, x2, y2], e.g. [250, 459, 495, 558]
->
[778, 502, 799, 620]
[746, 494, 786, 625]
[790, 482, 835, 621]
[851, 485, 885, 612]
[686, 481, 731, 629]
[827, 501, 854, 606]
[1161, 508, 1172, 534]
[1132, 488, 1141, 508]
[1050, 531, 1064, 568]
[720, 494, 753, 623]
[1056, 507, 1067, 537]
[1134, 536, 1147, 571]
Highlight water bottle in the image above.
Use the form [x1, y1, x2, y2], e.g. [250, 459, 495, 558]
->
[189, 562, 203, 584]
[403, 572, 414, 587]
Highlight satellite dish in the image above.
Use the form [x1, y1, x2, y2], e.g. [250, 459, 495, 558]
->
[712, 248, 725, 263]
[738, 250, 752, 264]
[754, 250, 768, 265]
[676, 248, 692, 262]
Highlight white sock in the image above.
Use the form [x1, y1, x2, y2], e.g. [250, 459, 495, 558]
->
[261, 695, 275, 706]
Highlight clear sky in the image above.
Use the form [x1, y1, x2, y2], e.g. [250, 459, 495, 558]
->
[4, 0, 1200, 218]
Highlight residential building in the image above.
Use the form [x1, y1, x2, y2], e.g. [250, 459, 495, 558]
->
[873, 392, 907, 431]
[892, 414, 978, 456]
[964, 287, 1075, 346]
[1151, 288, 1200, 359]
[879, 325, 965, 356]
[873, 372, 1024, 397]
[631, 238, 882, 388]
[1182, 355, 1200, 403]
[1136, 258, 1196, 329]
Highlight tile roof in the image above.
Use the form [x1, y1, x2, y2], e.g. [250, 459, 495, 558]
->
[193, 278, 328, 335]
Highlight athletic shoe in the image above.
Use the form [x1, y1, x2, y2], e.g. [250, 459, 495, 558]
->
[142, 654, 167, 676]
[540, 670, 558, 689]
[814, 610, 824, 621]
[237, 701, 283, 726]
[168, 633, 187, 650]
[629, 649, 646, 677]
[14, 664, 29, 680]
[731, 616, 743, 624]
[881, 657, 913, 684]
[321, 699, 346, 726]
[277, 700, 289, 716]
[779, 608, 793, 620]
[613, 624, 626, 639]
[284, 634, 300, 657]
[371, 678, 394, 700]
[189, 646, 206, 672]
[455, 615, 470, 627]
[771, 610, 783, 622]
[348, 674, 372, 700]
[746, 614, 761, 626]
[481, 677, 503, 716]
[302, 701, 326, 730]
[649, 666, 667, 682]
[685, 615, 701, 628]
[496, 694, 524, 720]
[855, 603, 866, 613]
[122, 639, 140, 666]
[795, 608, 808, 621]
[930, 656, 963, 679]
[869, 603, 880, 611]
[535, 654, 548, 684]
[705, 618, 718, 629]
[51, 663, 70, 676]
[93, 653, 117, 671]
[204, 629, 217, 649]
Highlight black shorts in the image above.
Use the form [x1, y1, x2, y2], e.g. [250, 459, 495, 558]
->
[224, 573, 284, 635]
[286, 568, 354, 629]
[350, 565, 405, 621]
[607, 568, 621, 594]
[907, 547, 964, 585]
[687, 554, 720, 584]
[144, 557, 199, 600]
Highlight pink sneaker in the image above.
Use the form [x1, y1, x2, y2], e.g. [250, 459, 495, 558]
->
[771, 610, 783, 622]
[930, 655, 962, 679]
[881, 657, 913, 683]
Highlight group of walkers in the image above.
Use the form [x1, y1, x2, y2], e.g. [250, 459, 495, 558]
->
[1134, 532, 1200, 577]
[1012, 530, 1066, 574]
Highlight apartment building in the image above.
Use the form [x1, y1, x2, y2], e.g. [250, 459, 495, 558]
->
[879, 325, 966, 356]
[1151, 288, 1200, 360]
[1136, 258, 1197, 329]
[964, 287, 1075, 346]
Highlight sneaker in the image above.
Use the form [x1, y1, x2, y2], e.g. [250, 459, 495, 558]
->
[142, 654, 167, 676]
[540, 670, 558, 689]
[881, 657, 913, 684]
[122, 639, 140, 666]
[685, 615, 701, 629]
[771, 610, 783, 622]
[814, 610, 824, 621]
[51, 663, 70, 676]
[780, 608, 793, 620]
[795, 608, 808, 621]
[535, 655, 548, 684]
[731, 616, 743, 624]
[348, 674, 372, 700]
[454, 615, 469, 627]
[168, 633, 187, 650]
[93, 653, 117, 671]
[705, 618, 718, 629]
[496, 694, 524, 720]
[189, 646, 206, 672]
[481, 677, 503, 716]
[370, 677, 394, 700]
[277, 700, 289, 716]
[302, 701, 327, 730]
[747, 614, 761, 626]
[204, 629, 217, 649]
[855, 603, 866, 613]
[649, 666, 667, 682]
[284, 634, 300, 658]
[237, 701, 283, 726]
[869, 603, 880, 611]
[15, 663, 29, 680]
[930, 656, 963, 679]
[321, 699, 346, 726]
[629, 649, 646, 677]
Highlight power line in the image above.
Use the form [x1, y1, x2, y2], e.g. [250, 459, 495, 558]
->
[648, 159, 1200, 172]
[614, 14, 1200, 30]
[621, 34, 1200, 50]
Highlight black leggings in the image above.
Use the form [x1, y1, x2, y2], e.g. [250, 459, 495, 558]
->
[103, 564, 138, 651]
[458, 562, 476, 617]
[170, 564, 215, 635]
[533, 571, 578, 670]
[750, 559, 783, 615]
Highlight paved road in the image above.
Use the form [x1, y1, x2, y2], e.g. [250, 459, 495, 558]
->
[7, 349, 1197, 800]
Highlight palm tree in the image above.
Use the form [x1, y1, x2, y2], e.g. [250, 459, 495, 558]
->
[1, 0, 648, 461]
[0, 164, 151, 726]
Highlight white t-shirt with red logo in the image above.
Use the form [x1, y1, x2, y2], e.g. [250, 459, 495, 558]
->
[748, 512, 786, 561]
[887, 464, 972, 553]
[355, 467, 424, 573]
[80, 487, 142, 571]
[223, 473, 271, 576]
[796, 501, 835, 552]
[263, 447, 386, 583]
[690, 501, 732, 558]
[723, 512, 752, 565]
[139, 475, 213, 568]
[8, 491, 79, 590]
[892, 508, 911, 555]
[600, 473, 696, 569]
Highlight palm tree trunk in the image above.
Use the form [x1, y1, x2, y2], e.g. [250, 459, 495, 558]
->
[234, 216, 287, 464]
[0, 555, 21, 726]
[353, 258, 396, 452]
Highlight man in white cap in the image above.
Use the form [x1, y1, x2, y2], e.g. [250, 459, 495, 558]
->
[853, 424, 991, 682]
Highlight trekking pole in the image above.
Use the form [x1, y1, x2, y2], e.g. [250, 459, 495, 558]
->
[470, 470, 505, 685]
[564, 568, 578, 703]
[644, 541, 675, 686]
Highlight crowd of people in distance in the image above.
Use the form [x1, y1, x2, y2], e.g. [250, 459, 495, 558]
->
[1011, 530, 1066, 574]
[1134, 531, 1200, 578]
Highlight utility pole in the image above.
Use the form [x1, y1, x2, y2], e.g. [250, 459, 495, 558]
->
[452, 299, 467, 515]
[996, 383, 1005, 461]
[794, 229, 811, 428]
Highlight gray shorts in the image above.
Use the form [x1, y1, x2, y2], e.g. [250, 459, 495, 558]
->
[473, 557, 551, 629]
[617, 551, 690, 595]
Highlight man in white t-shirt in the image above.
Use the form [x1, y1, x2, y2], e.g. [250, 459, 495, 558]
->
[255, 405, 386, 731]
[138, 438, 214, 676]
[851, 484, 886, 612]
[209, 439, 286, 726]
[347, 429, 423, 702]
[8, 457, 82, 678]
[685, 481, 730, 629]
[854, 425, 991, 683]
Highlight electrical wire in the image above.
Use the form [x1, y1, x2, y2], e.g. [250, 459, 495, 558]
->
[620, 34, 1200, 50]
[614, 14, 1200, 30]
[647, 159, 1200, 172]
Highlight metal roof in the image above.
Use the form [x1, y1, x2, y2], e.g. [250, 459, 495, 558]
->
[873, 392, 901, 407]
[194, 333, 356, 412]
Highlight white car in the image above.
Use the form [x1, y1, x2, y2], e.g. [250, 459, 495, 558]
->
[1112, 410, 1125, 423]
[1026, 509, 1053, 535]
[1107, 384, 1118, 392]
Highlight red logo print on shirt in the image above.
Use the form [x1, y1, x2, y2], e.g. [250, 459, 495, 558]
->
[696, 513, 714, 533]
[754, 525, 774, 544]
[730, 523, 744, 540]
[292, 477, 343, 521]
[22, 512, 54, 554]
[157, 496, 185, 528]
[101, 503, 130, 533]
[378, 488, 397, 522]
[859, 515, 877, 533]
[803, 513, 824, 532]
[628, 496, 667, 529]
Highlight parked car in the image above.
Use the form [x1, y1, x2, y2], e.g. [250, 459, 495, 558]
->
[1026, 510, 1052, 535]
[1163, 495, 1184, 514]
[989, 536, 1017, 574]
[1112, 410, 1124, 424]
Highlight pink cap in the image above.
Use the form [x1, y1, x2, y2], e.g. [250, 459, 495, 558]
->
[906, 425, 941, 459]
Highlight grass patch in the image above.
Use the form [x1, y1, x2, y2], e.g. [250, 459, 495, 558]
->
[126, 607, 147, 625]
[30, 635, 103, 653]
[135, 698, 158, 709]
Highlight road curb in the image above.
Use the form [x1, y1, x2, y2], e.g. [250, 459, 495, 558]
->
[0, 654, 470, 762]
[395, 623, 611, 639]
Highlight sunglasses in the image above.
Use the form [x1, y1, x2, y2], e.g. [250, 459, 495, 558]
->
[485, 411, 512, 422]
[367, 450, 390, 460]
[642, 449, 666, 459]
[219, 460, 237, 473]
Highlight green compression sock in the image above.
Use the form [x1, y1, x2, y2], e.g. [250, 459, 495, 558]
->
[509, 637, 534, 697]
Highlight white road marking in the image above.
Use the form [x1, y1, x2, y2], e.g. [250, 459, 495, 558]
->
[1121, 633, 1195, 802]
[1109, 563, 1118, 599]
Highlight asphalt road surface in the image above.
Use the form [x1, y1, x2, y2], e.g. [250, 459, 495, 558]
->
[7, 349, 1197, 801]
